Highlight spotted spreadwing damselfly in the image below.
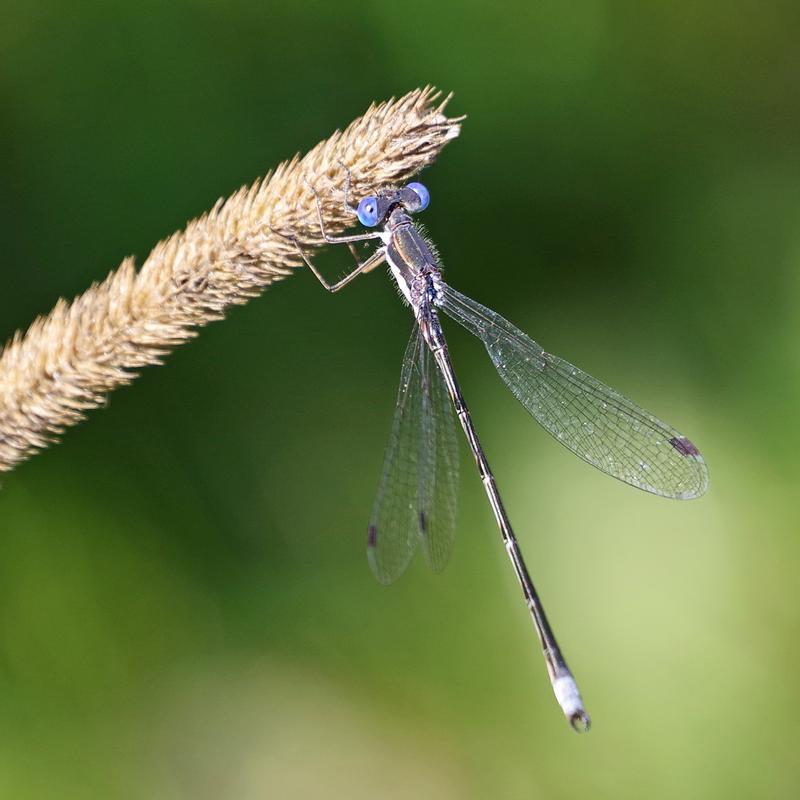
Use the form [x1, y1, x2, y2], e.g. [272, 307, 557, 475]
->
[281, 174, 708, 731]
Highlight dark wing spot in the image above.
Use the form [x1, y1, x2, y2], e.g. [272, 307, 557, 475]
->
[669, 436, 700, 457]
[418, 510, 428, 535]
[367, 524, 377, 548]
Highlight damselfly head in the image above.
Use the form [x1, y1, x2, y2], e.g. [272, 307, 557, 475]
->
[356, 182, 431, 228]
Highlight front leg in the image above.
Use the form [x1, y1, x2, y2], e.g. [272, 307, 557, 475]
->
[272, 225, 386, 293]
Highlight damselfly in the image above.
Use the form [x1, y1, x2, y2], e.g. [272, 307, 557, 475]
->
[285, 175, 708, 731]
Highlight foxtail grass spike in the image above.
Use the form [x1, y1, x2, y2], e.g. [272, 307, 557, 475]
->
[0, 87, 463, 474]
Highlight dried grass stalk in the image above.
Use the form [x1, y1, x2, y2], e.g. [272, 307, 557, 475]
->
[0, 87, 463, 474]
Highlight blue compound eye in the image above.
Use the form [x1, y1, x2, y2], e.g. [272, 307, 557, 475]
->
[407, 182, 430, 210]
[357, 196, 380, 227]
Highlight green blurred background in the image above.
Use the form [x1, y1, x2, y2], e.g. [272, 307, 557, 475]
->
[2, 1, 799, 797]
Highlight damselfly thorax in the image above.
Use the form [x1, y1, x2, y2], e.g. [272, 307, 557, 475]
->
[382, 208, 445, 315]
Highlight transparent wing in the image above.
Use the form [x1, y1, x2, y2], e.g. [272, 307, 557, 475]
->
[368, 325, 460, 584]
[417, 342, 459, 573]
[368, 327, 423, 584]
[440, 285, 708, 499]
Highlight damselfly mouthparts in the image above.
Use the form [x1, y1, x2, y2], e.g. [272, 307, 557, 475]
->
[283, 173, 708, 731]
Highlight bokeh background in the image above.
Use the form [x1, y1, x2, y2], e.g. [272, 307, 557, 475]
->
[2, 2, 799, 797]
